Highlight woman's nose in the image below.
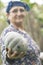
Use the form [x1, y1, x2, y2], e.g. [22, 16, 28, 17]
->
[17, 11, 21, 16]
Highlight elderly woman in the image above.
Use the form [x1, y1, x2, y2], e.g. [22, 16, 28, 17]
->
[0, 1, 41, 65]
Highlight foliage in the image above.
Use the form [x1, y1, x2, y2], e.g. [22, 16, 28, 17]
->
[21, 0, 30, 3]
[21, 0, 31, 8]
[40, 28, 43, 35]
[0, 1, 4, 9]
[0, 1, 8, 34]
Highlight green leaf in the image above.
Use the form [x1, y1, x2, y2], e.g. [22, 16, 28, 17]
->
[0, 1, 4, 9]
[21, 0, 30, 4]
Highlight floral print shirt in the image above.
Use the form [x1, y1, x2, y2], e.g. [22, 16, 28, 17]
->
[0, 24, 41, 65]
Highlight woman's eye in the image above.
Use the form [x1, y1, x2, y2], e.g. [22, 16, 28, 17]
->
[10, 9, 25, 13]
[12, 9, 18, 13]
[20, 9, 25, 12]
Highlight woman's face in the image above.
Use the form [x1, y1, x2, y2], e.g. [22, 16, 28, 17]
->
[7, 6, 27, 24]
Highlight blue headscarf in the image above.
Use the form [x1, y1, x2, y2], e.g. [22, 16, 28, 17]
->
[6, 1, 30, 13]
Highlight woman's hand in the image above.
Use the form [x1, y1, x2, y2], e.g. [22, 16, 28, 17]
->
[6, 48, 25, 59]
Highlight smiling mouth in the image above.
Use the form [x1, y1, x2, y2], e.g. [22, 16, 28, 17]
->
[16, 15, 24, 19]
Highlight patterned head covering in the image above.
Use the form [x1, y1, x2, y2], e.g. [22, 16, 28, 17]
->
[6, 1, 30, 13]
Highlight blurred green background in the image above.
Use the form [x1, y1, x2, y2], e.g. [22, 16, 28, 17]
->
[0, 0, 43, 65]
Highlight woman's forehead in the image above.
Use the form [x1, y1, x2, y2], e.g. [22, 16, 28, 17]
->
[10, 6, 25, 12]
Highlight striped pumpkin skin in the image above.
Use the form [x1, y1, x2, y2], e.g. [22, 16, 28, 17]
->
[4, 32, 28, 54]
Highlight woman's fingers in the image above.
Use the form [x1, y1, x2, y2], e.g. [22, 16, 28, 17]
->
[7, 50, 18, 59]
[7, 48, 25, 59]
[18, 52, 25, 58]
[10, 51, 18, 59]
[10, 52, 25, 59]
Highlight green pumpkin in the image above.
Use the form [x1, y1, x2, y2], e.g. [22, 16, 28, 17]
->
[4, 32, 28, 55]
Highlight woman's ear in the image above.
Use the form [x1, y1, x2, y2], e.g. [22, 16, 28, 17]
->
[6, 13, 10, 24]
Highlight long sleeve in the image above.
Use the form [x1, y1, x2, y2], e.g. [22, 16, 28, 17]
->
[0, 24, 42, 65]
[0, 30, 7, 64]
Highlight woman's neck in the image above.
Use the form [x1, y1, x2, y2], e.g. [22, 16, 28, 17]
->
[11, 22, 24, 30]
